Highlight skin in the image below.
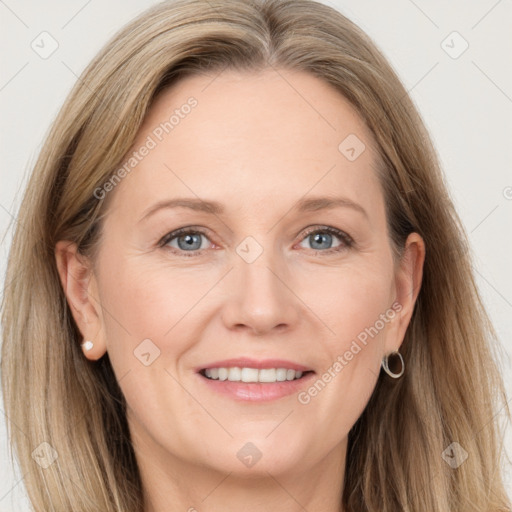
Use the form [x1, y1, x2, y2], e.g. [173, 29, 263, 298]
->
[55, 68, 424, 512]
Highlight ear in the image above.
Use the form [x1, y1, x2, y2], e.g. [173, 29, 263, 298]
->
[386, 232, 425, 352]
[54, 240, 107, 360]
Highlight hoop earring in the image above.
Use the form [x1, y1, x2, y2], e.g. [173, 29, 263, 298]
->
[381, 350, 405, 379]
[81, 340, 94, 352]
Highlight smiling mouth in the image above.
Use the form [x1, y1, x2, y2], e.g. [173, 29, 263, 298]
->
[199, 367, 315, 383]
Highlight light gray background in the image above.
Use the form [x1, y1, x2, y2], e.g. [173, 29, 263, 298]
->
[1, 0, 511, 510]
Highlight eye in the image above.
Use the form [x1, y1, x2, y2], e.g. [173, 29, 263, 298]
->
[158, 227, 212, 257]
[297, 226, 353, 254]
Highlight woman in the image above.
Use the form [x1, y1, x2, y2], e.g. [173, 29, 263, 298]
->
[1, 0, 510, 510]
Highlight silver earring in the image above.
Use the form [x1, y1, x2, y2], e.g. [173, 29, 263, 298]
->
[81, 340, 94, 352]
[382, 350, 405, 378]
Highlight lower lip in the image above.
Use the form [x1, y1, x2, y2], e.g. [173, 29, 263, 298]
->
[198, 372, 316, 402]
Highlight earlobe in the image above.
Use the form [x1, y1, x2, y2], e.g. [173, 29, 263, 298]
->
[79, 339, 105, 361]
[54, 240, 107, 360]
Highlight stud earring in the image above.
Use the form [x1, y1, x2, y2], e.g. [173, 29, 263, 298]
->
[81, 340, 94, 352]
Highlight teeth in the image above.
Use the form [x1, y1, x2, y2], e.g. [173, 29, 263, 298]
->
[258, 368, 276, 382]
[241, 367, 259, 382]
[227, 367, 241, 381]
[203, 367, 305, 383]
[276, 368, 288, 381]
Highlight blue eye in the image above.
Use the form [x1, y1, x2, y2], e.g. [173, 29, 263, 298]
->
[159, 225, 353, 257]
[160, 228, 210, 256]
[298, 226, 352, 253]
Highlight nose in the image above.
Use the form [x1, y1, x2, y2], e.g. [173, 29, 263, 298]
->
[221, 248, 301, 336]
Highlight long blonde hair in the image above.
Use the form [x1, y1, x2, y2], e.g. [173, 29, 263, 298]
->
[1, 0, 510, 510]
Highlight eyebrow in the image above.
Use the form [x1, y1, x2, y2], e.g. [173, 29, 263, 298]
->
[138, 195, 368, 223]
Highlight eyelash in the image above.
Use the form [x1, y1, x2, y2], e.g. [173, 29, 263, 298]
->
[158, 225, 354, 258]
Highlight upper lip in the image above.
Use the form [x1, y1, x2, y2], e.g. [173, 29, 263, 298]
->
[196, 358, 314, 373]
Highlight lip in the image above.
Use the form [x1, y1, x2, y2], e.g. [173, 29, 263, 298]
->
[198, 370, 316, 402]
[195, 358, 313, 373]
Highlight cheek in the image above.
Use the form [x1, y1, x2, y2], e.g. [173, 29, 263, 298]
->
[95, 259, 210, 432]
[96, 255, 218, 375]
[297, 258, 395, 347]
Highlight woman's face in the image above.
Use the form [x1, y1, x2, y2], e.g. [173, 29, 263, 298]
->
[59, 68, 423, 481]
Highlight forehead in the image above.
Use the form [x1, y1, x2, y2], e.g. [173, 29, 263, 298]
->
[107, 68, 382, 221]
